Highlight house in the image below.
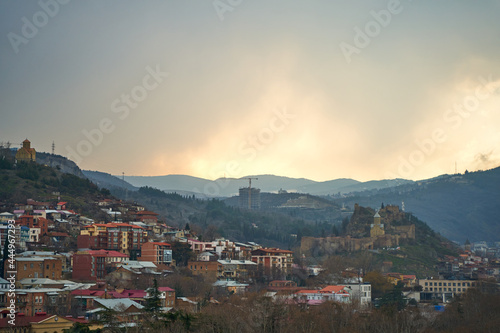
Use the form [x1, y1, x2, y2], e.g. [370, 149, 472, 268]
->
[0, 212, 14, 222]
[217, 259, 257, 279]
[158, 287, 176, 308]
[0, 313, 75, 333]
[86, 298, 144, 324]
[17, 215, 49, 236]
[188, 260, 223, 279]
[213, 280, 249, 295]
[294, 285, 351, 304]
[268, 280, 298, 291]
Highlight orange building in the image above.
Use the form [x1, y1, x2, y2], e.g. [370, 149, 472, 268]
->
[188, 261, 223, 279]
[9, 257, 63, 282]
[251, 248, 294, 273]
[138, 242, 172, 266]
[17, 215, 49, 237]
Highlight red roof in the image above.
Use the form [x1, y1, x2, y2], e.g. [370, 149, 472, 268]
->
[159, 287, 175, 292]
[109, 290, 147, 298]
[70, 290, 105, 297]
[87, 250, 128, 258]
[320, 285, 346, 293]
[296, 289, 319, 294]
[0, 313, 52, 327]
[65, 316, 89, 324]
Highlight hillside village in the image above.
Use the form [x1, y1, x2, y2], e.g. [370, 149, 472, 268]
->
[0, 143, 499, 331]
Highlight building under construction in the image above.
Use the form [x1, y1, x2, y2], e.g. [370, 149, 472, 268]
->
[239, 187, 261, 210]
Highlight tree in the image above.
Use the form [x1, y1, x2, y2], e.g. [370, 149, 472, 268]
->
[363, 271, 394, 300]
[171, 241, 194, 266]
[380, 282, 406, 311]
[144, 278, 162, 315]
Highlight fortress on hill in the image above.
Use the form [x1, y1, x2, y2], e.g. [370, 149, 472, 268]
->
[301, 204, 415, 255]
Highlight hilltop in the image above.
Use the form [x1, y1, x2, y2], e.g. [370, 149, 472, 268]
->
[334, 167, 500, 243]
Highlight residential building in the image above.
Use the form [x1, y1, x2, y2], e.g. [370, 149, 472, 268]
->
[0, 313, 77, 333]
[17, 215, 49, 237]
[78, 222, 147, 257]
[8, 257, 63, 283]
[294, 285, 351, 304]
[138, 241, 172, 266]
[218, 259, 257, 279]
[251, 248, 294, 273]
[72, 250, 128, 281]
[188, 260, 223, 279]
[344, 283, 372, 306]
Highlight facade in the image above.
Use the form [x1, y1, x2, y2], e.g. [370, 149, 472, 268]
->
[251, 248, 294, 273]
[78, 222, 147, 257]
[295, 285, 351, 304]
[239, 187, 261, 210]
[158, 287, 176, 307]
[344, 283, 372, 306]
[419, 279, 477, 293]
[72, 250, 128, 281]
[15, 139, 36, 162]
[218, 259, 257, 279]
[9, 257, 63, 282]
[17, 215, 49, 237]
[370, 212, 385, 237]
[419, 279, 477, 303]
[138, 241, 172, 266]
[188, 260, 223, 279]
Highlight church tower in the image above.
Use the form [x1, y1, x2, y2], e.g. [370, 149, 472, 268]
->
[370, 211, 385, 237]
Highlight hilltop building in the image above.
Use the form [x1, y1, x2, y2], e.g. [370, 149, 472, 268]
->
[15, 138, 36, 162]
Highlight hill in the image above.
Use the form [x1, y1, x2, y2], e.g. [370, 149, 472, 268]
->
[122, 174, 413, 197]
[334, 168, 500, 243]
[83, 170, 138, 191]
[0, 160, 111, 220]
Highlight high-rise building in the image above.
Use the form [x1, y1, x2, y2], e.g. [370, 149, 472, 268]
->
[238, 187, 261, 210]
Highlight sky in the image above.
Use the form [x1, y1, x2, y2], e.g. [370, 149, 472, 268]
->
[1, 0, 500, 182]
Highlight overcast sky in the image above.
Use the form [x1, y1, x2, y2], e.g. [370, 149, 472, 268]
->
[1, 0, 500, 181]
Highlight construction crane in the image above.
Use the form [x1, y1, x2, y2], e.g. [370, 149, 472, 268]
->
[241, 177, 258, 209]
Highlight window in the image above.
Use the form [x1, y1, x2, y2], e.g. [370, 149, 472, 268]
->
[30, 263, 34, 269]
[24, 264, 27, 271]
